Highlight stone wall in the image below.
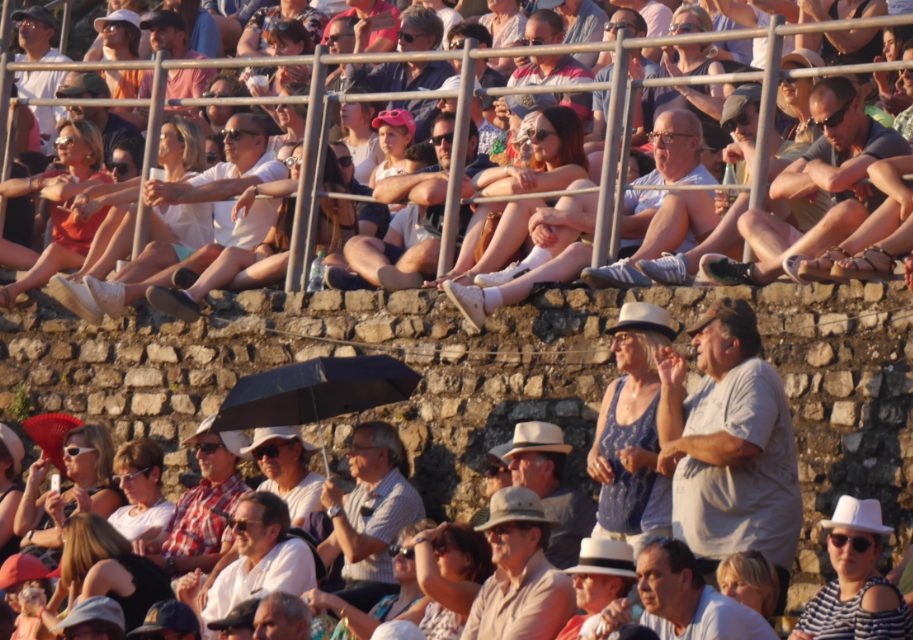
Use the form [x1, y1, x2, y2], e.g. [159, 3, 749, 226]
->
[2, 280, 913, 608]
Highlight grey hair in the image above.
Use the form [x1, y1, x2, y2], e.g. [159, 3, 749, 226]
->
[400, 5, 445, 49]
[258, 592, 311, 627]
[355, 421, 410, 477]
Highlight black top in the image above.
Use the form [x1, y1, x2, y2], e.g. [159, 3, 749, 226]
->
[0, 484, 24, 565]
[109, 554, 175, 631]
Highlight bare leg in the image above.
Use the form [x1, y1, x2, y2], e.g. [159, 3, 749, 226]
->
[395, 239, 440, 276]
[228, 252, 289, 290]
[429, 203, 503, 285]
[736, 209, 800, 265]
[629, 194, 694, 262]
[184, 246, 258, 303]
[497, 242, 593, 306]
[0, 238, 40, 271]
[343, 236, 390, 287]
[75, 207, 128, 278]
[112, 240, 181, 284]
[471, 198, 544, 275]
[1, 243, 85, 301]
[121, 243, 226, 304]
[681, 193, 751, 273]
[833, 199, 903, 257]
[85, 208, 179, 281]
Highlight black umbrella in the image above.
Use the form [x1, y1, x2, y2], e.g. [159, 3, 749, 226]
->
[209, 355, 423, 433]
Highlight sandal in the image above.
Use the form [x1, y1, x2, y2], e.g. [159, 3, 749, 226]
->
[797, 246, 851, 283]
[830, 246, 896, 282]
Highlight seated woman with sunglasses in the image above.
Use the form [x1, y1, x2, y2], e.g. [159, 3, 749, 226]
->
[304, 520, 435, 640]
[35, 513, 173, 633]
[14, 425, 122, 562]
[0, 120, 113, 308]
[408, 522, 494, 640]
[106, 439, 175, 543]
[790, 495, 913, 640]
[48, 119, 213, 319]
[144, 144, 356, 321]
[433, 106, 589, 288]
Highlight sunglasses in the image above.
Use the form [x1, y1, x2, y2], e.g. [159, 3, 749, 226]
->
[388, 545, 416, 559]
[107, 161, 134, 177]
[230, 518, 262, 533]
[669, 23, 700, 34]
[449, 39, 466, 49]
[606, 22, 636, 32]
[811, 100, 852, 129]
[397, 31, 422, 43]
[252, 440, 294, 459]
[113, 467, 151, 486]
[54, 135, 76, 148]
[220, 128, 260, 141]
[829, 533, 874, 553]
[723, 111, 753, 133]
[529, 128, 556, 142]
[194, 442, 224, 455]
[520, 37, 545, 46]
[326, 33, 353, 44]
[64, 445, 96, 457]
[337, 155, 354, 168]
[102, 22, 125, 33]
[432, 132, 455, 146]
[284, 156, 303, 168]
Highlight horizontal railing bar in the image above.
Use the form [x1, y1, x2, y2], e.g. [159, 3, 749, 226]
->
[319, 191, 381, 204]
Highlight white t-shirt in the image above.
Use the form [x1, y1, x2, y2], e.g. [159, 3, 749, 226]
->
[188, 152, 287, 249]
[201, 537, 317, 632]
[389, 204, 436, 249]
[346, 136, 384, 186]
[157, 171, 214, 251]
[751, 11, 795, 69]
[15, 50, 72, 146]
[640, 586, 779, 639]
[107, 500, 176, 542]
[257, 473, 326, 525]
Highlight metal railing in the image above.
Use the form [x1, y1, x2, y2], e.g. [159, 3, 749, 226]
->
[3, 4, 913, 291]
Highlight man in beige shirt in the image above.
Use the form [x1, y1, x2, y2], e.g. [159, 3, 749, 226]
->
[461, 486, 577, 640]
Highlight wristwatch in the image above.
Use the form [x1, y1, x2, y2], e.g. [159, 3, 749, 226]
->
[327, 505, 344, 519]
[165, 556, 177, 575]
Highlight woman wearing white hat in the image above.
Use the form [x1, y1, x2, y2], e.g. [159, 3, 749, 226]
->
[586, 302, 677, 554]
[0, 424, 25, 565]
[789, 495, 913, 639]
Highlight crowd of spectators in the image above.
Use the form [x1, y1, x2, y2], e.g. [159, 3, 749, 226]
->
[5, 0, 913, 638]
[0, 299, 911, 639]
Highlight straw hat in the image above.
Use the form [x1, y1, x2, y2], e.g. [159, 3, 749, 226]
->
[820, 495, 893, 535]
[564, 538, 637, 578]
[474, 486, 557, 532]
[0, 423, 25, 475]
[607, 302, 679, 341]
[504, 421, 572, 458]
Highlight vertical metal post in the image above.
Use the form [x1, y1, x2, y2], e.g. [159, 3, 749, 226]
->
[132, 49, 169, 258]
[286, 47, 327, 292]
[59, 0, 74, 57]
[0, 97, 20, 234]
[743, 15, 784, 262]
[609, 78, 637, 260]
[0, 53, 15, 233]
[591, 28, 629, 268]
[0, 0, 14, 52]
[300, 92, 333, 290]
[437, 38, 476, 277]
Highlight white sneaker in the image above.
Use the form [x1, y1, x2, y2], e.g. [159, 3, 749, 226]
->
[473, 262, 530, 288]
[442, 281, 487, 333]
[84, 276, 127, 318]
[781, 254, 810, 285]
[47, 275, 103, 324]
[637, 253, 690, 285]
[580, 258, 652, 290]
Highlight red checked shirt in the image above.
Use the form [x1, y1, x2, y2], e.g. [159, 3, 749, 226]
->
[161, 473, 250, 558]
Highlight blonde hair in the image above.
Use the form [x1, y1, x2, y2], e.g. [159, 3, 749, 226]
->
[56, 119, 104, 170]
[399, 518, 436, 545]
[631, 330, 673, 372]
[716, 551, 780, 618]
[60, 513, 131, 588]
[66, 424, 115, 485]
[671, 4, 714, 52]
[168, 117, 207, 173]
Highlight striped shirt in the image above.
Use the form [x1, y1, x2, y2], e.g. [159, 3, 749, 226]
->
[162, 473, 250, 558]
[341, 468, 425, 584]
[796, 576, 913, 639]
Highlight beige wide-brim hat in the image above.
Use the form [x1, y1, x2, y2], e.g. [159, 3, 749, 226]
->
[504, 421, 572, 458]
[475, 486, 558, 532]
[181, 415, 252, 460]
[564, 538, 637, 578]
[607, 302, 679, 341]
[0, 423, 25, 475]
[93, 9, 141, 33]
[240, 426, 318, 456]
[820, 495, 893, 535]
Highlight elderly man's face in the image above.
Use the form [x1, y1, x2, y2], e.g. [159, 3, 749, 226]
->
[572, 573, 626, 614]
[253, 602, 307, 640]
[636, 546, 687, 618]
[651, 112, 700, 178]
[507, 451, 553, 495]
[485, 522, 540, 570]
[398, 21, 434, 53]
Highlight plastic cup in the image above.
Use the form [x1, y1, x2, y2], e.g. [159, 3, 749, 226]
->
[148, 167, 167, 182]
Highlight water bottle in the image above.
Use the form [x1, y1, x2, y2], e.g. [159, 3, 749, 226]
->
[307, 251, 326, 292]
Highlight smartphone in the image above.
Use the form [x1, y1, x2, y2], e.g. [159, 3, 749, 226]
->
[50, 473, 60, 494]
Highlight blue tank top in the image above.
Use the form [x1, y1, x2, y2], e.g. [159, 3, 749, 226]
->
[597, 377, 664, 534]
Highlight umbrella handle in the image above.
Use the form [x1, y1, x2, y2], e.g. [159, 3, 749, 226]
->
[321, 446, 331, 478]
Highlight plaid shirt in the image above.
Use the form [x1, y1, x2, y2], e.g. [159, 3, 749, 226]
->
[162, 473, 250, 558]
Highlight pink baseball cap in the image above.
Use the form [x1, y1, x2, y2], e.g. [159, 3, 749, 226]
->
[371, 109, 416, 138]
[0, 554, 51, 590]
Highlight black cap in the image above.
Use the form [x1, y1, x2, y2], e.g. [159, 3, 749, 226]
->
[127, 600, 200, 638]
[140, 10, 187, 32]
[12, 6, 59, 31]
[55, 72, 110, 98]
[206, 598, 260, 632]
